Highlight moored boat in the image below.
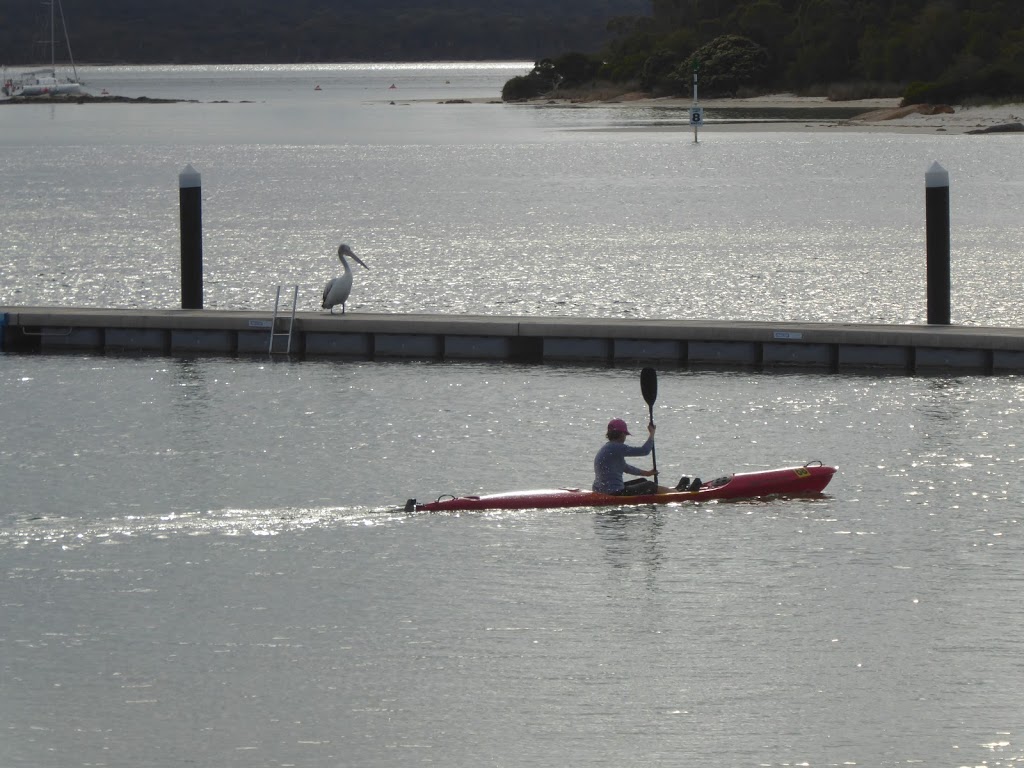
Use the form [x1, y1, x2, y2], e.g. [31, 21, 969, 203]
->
[405, 461, 836, 512]
[4, 67, 82, 97]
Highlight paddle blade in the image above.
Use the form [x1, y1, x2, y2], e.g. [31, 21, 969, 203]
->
[640, 367, 658, 407]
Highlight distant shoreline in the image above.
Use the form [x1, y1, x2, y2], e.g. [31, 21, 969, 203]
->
[0, 94, 195, 105]
[493, 92, 1024, 135]
[6, 89, 1024, 135]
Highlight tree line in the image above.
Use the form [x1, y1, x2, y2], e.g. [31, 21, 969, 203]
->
[504, 0, 1024, 104]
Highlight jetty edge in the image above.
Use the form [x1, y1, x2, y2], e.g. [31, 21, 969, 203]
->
[3, 307, 1024, 374]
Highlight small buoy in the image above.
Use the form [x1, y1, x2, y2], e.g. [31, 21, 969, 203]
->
[314, 84, 322, 91]
[389, 83, 397, 89]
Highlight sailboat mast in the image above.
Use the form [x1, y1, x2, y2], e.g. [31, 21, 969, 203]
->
[56, 0, 79, 82]
[49, 0, 56, 71]
[41, 0, 80, 82]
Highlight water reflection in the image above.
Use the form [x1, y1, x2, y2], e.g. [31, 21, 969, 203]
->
[911, 377, 982, 477]
[169, 357, 217, 460]
[919, 377, 970, 424]
[593, 507, 666, 587]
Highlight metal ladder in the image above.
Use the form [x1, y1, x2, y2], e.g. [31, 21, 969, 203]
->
[269, 285, 299, 354]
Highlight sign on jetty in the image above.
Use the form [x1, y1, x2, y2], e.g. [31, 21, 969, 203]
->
[3, 307, 1024, 374]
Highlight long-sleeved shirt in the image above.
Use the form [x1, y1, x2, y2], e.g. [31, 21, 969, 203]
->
[592, 436, 654, 493]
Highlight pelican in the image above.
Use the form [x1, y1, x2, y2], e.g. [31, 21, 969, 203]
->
[321, 243, 369, 315]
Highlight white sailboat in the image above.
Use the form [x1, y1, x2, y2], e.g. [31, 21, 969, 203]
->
[2, 0, 82, 98]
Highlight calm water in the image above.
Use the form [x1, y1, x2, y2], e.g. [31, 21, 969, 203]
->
[2, 65, 1024, 767]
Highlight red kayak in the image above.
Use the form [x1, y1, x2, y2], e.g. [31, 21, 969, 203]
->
[405, 462, 836, 512]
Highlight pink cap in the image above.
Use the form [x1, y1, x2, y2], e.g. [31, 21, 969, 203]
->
[607, 418, 631, 435]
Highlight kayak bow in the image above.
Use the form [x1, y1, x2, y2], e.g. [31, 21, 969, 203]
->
[405, 462, 836, 512]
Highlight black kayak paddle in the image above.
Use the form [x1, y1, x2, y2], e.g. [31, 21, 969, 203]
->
[640, 367, 658, 483]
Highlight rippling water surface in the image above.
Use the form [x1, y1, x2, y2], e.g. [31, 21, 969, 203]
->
[2, 62, 1024, 324]
[2, 65, 1024, 767]
[3, 355, 1024, 767]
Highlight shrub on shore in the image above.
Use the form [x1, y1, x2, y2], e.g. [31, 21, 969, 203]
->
[825, 81, 904, 101]
[501, 52, 605, 101]
[902, 67, 1024, 106]
[507, 34, 771, 101]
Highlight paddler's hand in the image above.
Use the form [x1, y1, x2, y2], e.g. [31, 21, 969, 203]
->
[640, 468, 658, 477]
[647, 424, 656, 438]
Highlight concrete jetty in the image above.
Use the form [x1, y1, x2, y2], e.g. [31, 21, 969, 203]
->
[3, 306, 1024, 374]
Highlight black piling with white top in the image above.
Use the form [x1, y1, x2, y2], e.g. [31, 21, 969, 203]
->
[925, 161, 951, 325]
[179, 164, 204, 310]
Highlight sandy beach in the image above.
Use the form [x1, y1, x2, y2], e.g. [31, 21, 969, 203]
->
[706, 94, 1024, 134]
[506, 92, 1024, 135]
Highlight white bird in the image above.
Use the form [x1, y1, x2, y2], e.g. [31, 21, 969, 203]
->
[321, 243, 369, 314]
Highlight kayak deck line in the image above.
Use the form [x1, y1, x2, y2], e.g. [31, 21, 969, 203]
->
[405, 462, 836, 512]
[2, 308, 1024, 373]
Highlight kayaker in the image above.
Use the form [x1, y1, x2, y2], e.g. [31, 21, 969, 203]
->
[593, 418, 666, 495]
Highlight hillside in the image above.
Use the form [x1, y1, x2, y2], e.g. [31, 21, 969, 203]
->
[0, 0, 648, 64]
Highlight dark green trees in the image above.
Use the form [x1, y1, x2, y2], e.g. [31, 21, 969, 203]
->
[548, 0, 1024, 103]
[501, 52, 605, 100]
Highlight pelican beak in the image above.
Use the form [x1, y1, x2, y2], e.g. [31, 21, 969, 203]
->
[340, 244, 369, 269]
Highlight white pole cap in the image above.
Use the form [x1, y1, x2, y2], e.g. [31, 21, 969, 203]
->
[925, 160, 949, 188]
[179, 164, 201, 189]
